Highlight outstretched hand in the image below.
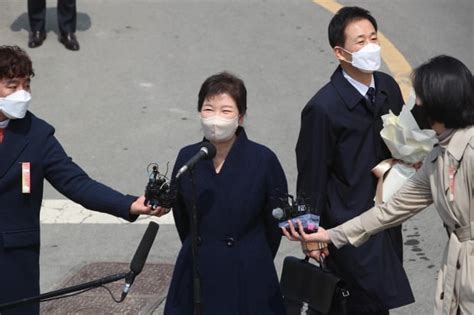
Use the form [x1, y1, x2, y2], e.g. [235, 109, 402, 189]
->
[281, 220, 332, 262]
[281, 219, 331, 243]
[130, 195, 170, 217]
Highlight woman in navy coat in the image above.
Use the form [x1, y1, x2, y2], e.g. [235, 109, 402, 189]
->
[164, 72, 287, 315]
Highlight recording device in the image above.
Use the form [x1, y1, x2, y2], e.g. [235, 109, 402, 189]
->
[144, 162, 176, 209]
[121, 222, 159, 301]
[272, 194, 320, 232]
[175, 142, 216, 179]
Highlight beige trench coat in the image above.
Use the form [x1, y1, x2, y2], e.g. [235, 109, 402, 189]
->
[331, 126, 474, 315]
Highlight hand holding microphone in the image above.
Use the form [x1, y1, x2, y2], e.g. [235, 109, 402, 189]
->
[144, 163, 175, 211]
[130, 196, 153, 215]
[272, 194, 320, 233]
[281, 220, 331, 261]
[142, 143, 216, 213]
[281, 211, 331, 262]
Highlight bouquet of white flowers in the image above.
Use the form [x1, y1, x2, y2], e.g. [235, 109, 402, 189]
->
[374, 92, 437, 203]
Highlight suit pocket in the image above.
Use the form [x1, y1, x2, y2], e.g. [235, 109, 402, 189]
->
[2, 228, 40, 249]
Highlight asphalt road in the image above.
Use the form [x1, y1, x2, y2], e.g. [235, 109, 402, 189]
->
[1, 0, 473, 314]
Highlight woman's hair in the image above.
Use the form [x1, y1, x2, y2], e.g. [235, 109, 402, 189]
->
[197, 71, 247, 115]
[328, 6, 378, 48]
[412, 55, 474, 128]
[0, 45, 34, 79]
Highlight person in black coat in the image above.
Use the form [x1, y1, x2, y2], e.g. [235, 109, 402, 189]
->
[164, 72, 287, 314]
[294, 7, 415, 314]
[0, 45, 164, 315]
[27, 0, 80, 50]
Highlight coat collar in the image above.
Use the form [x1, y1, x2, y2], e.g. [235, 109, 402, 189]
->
[202, 126, 248, 158]
[446, 126, 473, 161]
[330, 66, 389, 111]
[226, 126, 248, 159]
[201, 126, 248, 174]
[430, 126, 474, 162]
[0, 112, 31, 178]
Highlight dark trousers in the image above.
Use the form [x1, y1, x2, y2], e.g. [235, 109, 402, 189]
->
[27, 0, 76, 34]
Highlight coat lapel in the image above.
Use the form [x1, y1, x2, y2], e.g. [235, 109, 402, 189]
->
[447, 126, 474, 162]
[330, 66, 364, 111]
[214, 127, 247, 177]
[0, 115, 31, 178]
[373, 72, 391, 116]
[330, 67, 391, 117]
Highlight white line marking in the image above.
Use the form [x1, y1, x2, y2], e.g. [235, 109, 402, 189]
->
[40, 199, 175, 225]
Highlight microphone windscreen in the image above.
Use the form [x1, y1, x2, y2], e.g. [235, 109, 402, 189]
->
[201, 142, 217, 159]
[272, 207, 285, 220]
[130, 222, 159, 275]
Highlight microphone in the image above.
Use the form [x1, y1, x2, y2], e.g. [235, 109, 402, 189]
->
[121, 222, 159, 301]
[175, 142, 216, 179]
[272, 194, 320, 233]
[272, 207, 285, 220]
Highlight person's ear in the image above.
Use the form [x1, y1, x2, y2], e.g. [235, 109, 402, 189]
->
[334, 46, 350, 63]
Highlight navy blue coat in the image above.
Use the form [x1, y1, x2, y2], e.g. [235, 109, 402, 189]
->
[296, 67, 415, 312]
[164, 128, 287, 315]
[0, 112, 137, 314]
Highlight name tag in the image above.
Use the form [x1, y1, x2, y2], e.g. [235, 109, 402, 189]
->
[21, 162, 31, 194]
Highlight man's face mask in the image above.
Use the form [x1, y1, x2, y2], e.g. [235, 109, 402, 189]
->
[0, 90, 31, 119]
[340, 43, 382, 73]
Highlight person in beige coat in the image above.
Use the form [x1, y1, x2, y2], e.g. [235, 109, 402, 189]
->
[283, 55, 474, 315]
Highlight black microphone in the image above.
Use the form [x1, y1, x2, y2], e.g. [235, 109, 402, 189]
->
[121, 222, 159, 301]
[175, 142, 216, 179]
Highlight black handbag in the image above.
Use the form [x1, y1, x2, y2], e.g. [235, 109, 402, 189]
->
[280, 256, 349, 315]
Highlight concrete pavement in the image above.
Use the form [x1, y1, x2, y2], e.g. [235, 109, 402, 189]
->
[1, 0, 472, 313]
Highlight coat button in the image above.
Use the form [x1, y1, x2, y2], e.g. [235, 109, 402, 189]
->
[440, 292, 444, 300]
[457, 260, 461, 269]
[225, 237, 235, 247]
[197, 236, 202, 246]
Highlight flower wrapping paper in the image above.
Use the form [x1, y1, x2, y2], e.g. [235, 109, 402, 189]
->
[379, 96, 437, 202]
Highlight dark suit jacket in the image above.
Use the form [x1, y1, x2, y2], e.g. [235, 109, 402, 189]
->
[0, 112, 136, 314]
[164, 128, 287, 315]
[296, 67, 415, 311]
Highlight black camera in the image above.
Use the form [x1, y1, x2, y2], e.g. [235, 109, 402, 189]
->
[272, 194, 320, 232]
[144, 163, 176, 209]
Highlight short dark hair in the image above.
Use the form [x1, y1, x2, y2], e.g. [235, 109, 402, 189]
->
[328, 6, 378, 48]
[197, 72, 247, 115]
[0, 45, 34, 80]
[412, 55, 474, 128]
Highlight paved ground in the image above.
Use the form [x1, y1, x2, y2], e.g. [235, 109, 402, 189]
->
[1, 0, 473, 314]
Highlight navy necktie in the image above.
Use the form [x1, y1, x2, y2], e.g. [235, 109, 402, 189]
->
[366, 87, 376, 106]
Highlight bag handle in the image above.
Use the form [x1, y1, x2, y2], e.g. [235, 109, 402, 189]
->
[302, 254, 330, 271]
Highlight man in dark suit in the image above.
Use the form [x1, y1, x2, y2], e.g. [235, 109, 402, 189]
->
[295, 7, 415, 314]
[27, 0, 80, 51]
[0, 45, 164, 314]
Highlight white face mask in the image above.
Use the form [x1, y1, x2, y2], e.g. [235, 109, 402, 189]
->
[200, 115, 239, 143]
[341, 43, 381, 73]
[0, 90, 31, 119]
